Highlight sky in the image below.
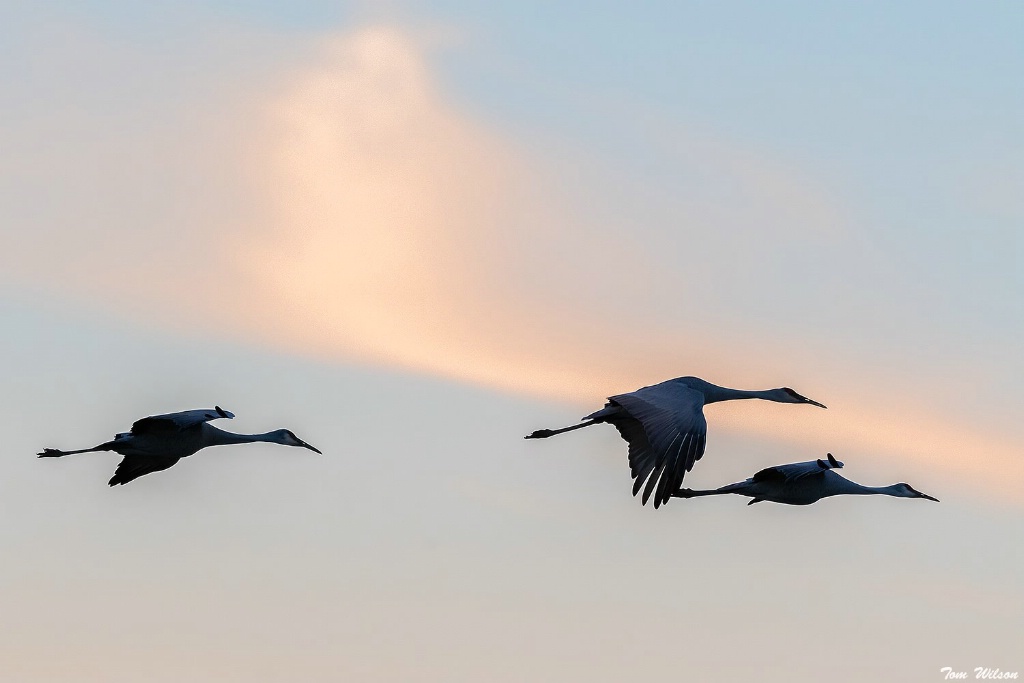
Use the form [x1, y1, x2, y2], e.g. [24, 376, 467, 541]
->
[1, 2, 1021, 681]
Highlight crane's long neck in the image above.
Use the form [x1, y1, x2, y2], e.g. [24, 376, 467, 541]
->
[700, 385, 779, 404]
[830, 479, 907, 498]
[204, 425, 279, 447]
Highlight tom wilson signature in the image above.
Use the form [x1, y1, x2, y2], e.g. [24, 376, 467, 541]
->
[941, 668, 1019, 680]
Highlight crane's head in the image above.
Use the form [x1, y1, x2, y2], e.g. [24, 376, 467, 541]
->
[778, 387, 827, 409]
[893, 483, 939, 502]
[270, 429, 323, 454]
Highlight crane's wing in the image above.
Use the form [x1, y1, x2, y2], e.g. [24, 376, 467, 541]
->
[107, 454, 181, 486]
[130, 406, 234, 435]
[605, 383, 708, 509]
[752, 455, 842, 483]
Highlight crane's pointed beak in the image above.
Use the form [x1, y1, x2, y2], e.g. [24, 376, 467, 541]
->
[918, 492, 939, 502]
[805, 398, 827, 409]
[301, 441, 322, 454]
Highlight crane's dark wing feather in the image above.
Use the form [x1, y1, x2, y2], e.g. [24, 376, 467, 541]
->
[606, 383, 708, 508]
[752, 458, 837, 483]
[108, 455, 181, 486]
[131, 407, 233, 435]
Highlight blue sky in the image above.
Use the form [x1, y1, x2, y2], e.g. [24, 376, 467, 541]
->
[1, 2, 1021, 681]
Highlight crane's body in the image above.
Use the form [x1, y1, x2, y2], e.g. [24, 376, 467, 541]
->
[39, 407, 321, 486]
[525, 376, 826, 508]
[674, 455, 939, 506]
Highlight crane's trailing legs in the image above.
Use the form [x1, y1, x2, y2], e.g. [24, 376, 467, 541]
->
[38, 443, 116, 458]
[525, 404, 622, 439]
[525, 421, 598, 439]
[675, 483, 762, 503]
[674, 487, 730, 499]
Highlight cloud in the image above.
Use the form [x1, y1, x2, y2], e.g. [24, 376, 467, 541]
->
[238, 27, 834, 390]
[238, 28, 518, 366]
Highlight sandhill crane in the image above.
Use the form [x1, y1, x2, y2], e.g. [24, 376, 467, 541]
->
[38, 407, 321, 486]
[525, 376, 826, 508]
[673, 453, 939, 505]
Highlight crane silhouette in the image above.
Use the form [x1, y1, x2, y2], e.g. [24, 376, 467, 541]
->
[525, 376, 826, 508]
[673, 453, 938, 505]
[38, 407, 321, 486]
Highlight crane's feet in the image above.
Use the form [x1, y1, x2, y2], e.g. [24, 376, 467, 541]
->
[673, 488, 696, 498]
[37, 449, 66, 458]
[524, 429, 555, 439]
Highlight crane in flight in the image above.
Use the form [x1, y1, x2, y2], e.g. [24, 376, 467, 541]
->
[525, 376, 826, 508]
[38, 407, 321, 486]
[673, 453, 939, 505]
